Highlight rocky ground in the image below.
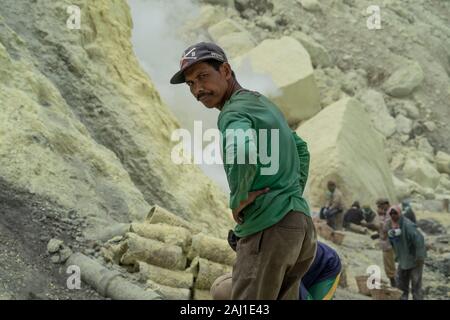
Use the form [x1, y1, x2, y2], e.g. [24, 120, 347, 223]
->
[1, 0, 449, 300]
[327, 209, 450, 300]
[0, 178, 103, 300]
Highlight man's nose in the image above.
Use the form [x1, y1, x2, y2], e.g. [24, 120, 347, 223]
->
[191, 82, 202, 96]
[194, 86, 206, 99]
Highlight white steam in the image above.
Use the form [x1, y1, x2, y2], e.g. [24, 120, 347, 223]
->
[129, 0, 280, 194]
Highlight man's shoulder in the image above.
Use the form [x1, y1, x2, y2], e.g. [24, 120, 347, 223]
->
[334, 188, 344, 197]
[219, 92, 260, 118]
[218, 91, 280, 127]
[402, 217, 418, 231]
[383, 216, 392, 229]
[231, 90, 263, 104]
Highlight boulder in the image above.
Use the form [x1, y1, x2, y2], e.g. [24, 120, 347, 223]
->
[416, 137, 434, 154]
[208, 19, 247, 42]
[217, 32, 256, 58]
[58, 247, 73, 264]
[395, 114, 413, 135]
[421, 200, 447, 212]
[382, 61, 424, 97]
[392, 176, 414, 200]
[300, 0, 322, 12]
[424, 121, 437, 132]
[434, 235, 450, 253]
[47, 239, 64, 254]
[417, 219, 447, 235]
[291, 31, 332, 68]
[234, 0, 273, 14]
[255, 15, 277, 31]
[357, 90, 396, 138]
[232, 36, 321, 125]
[341, 69, 368, 96]
[436, 151, 450, 174]
[184, 5, 227, 31]
[426, 254, 450, 278]
[438, 174, 450, 191]
[397, 101, 420, 119]
[403, 156, 440, 189]
[297, 97, 397, 208]
[314, 67, 345, 108]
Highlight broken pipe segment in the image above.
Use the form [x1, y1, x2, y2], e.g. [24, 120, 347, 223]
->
[66, 252, 161, 300]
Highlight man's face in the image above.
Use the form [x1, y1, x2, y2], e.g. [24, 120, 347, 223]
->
[389, 208, 400, 223]
[184, 62, 231, 109]
[376, 206, 384, 215]
[377, 203, 389, 215]
[327, 183, 335, 193]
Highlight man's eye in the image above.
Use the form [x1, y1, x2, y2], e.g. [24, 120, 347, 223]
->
[199, 73, 208, 79]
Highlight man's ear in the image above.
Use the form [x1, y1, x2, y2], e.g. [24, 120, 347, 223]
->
[221, 62, 233, 80]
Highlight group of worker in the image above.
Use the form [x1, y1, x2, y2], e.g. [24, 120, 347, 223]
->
[320, 181, 427, 300]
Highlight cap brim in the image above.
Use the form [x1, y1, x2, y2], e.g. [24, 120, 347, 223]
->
[170, 69, 186, 84]
[169, 56, 226, 85]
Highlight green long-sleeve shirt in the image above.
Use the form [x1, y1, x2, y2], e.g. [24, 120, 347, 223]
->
[218, 90, 311, 237]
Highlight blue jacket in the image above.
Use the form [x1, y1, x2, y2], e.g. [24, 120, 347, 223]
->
[299, 242, 341, 299]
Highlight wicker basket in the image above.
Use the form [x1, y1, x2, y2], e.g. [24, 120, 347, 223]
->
[315, 222, 334, 241]
[370, 287, 403, 300]
[331, 231, 345, 245]
[355, 275, 371, 296]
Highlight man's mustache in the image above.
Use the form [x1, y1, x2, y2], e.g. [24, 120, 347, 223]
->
[197, 92, 213, 101]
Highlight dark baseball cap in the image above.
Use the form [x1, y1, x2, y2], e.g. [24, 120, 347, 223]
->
[170, 42, 228, 84]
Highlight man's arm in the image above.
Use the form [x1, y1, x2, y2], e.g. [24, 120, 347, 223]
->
[219, 111, 259, 211]
[380, 218, 390, 241]
[292, 131, 310, 194]
[411, 225, 426, 262]
[408, 208, 417, 224]
[330, 190, 343, 210]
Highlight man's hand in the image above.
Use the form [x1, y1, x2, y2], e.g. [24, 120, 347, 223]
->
[232, 188, 270, 224]
[416, 259, 425, 267]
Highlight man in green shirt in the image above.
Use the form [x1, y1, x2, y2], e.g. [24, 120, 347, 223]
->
[385, 205, 426, 300]
[170, 42, 317, 300]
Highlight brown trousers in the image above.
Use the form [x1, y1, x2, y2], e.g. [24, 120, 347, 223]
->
[383, 248, 396, 279]
[230, 211, 317, 300]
